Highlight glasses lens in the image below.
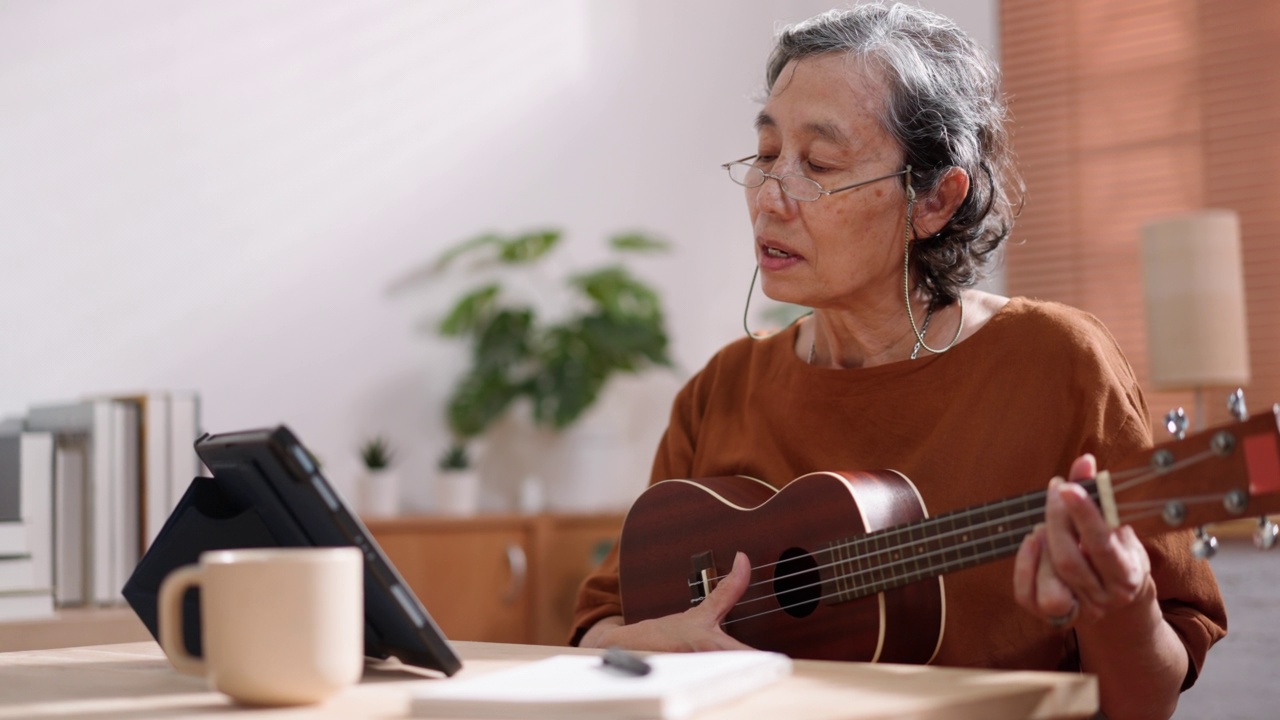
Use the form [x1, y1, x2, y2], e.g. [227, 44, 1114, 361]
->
[727, 163, 763, 187]
[780, 176, 823, 202]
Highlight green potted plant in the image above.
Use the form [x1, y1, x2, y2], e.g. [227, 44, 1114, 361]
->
[421, 228, 673, 507]
[356, 435, 400, 517]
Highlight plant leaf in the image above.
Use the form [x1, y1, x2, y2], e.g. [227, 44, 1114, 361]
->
[439, 283, 501, 337]
[473, 308, 535, 372]
[580, 313, 671, 369]
[609, 232, 670, 253]
[571, 266, 663, 321]
[446, 367, 522, 438]
[530, 329, 607, 429]
[498, 229, 561, 264]
[430, 233, 503, 273]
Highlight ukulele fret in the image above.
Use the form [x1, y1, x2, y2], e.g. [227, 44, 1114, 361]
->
[821, 541, 857, 603]
[823, 483, 1089, 601]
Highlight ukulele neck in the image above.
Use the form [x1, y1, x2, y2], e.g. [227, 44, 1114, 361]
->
[822, 480, 1098, 602]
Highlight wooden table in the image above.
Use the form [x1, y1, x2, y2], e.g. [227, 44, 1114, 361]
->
[0, 640, 1097, 719]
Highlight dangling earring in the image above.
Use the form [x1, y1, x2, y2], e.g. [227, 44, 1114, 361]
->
[902, 171, 964, 356]
[742, 265, 811, 340]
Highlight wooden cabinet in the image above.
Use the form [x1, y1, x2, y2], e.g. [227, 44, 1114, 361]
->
[364, 513, 622, 646]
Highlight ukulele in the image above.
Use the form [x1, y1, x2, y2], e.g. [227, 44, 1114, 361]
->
[618, 402, 1280, 664]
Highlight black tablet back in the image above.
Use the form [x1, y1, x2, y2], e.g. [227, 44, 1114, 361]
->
[123, 425, 461, 675]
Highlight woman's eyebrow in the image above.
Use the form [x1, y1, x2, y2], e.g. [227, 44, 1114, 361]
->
[753, 112, 851, 148]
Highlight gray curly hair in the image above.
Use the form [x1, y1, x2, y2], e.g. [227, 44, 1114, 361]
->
[766, 3, 1022, 304]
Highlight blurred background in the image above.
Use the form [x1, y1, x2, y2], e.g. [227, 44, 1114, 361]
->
[0, 0, 997, 510]
[2, 1, 1276, 714]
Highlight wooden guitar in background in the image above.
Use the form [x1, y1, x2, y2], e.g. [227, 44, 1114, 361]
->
[618, 403, 1280, 664]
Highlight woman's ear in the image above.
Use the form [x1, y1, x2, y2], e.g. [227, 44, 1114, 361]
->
[912, 166, 970, 239]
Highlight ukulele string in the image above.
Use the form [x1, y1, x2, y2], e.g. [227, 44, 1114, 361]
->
[719, 489, 1229, 627]
[706, 454, 1225, 618]
[727, 513, 1043, 610]
[1110, 447, 1218, 494]
[734, 485, 1229, 610]
[697, 456, 1198, 591]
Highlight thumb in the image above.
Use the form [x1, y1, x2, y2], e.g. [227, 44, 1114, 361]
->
[699, 552, 751, 620]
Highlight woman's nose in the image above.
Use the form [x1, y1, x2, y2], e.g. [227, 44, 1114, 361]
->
[753, 172, 793, 215]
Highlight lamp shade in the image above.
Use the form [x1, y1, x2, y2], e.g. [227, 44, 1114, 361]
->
[1140, 210, 1250, 390]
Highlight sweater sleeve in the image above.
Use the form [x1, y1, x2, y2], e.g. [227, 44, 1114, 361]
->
[1069, 317, 1228, 689]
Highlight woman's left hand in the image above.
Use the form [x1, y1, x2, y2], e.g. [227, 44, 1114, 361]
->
[1013, 453, 1156, 628]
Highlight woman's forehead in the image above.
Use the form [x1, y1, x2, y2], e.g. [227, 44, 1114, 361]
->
[758, 55, 891, 149]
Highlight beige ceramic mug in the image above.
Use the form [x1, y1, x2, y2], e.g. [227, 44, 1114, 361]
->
[158, 547, 364, 706]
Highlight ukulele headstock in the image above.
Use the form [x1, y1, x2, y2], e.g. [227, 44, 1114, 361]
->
[1108, 397, 1280, 549]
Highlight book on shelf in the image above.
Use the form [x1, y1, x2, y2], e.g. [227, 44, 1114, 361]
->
[0, 521, 29, 557]
[26, 400, 122, 606]
[408, 651, 793, 720]
[110, 391, 205, 549]
[167, 391, 204, 507]
[113, 392, 171, 550]
[0, 434, 17, 522]
[0, 557, 37, 589]
[0, 430, 56, 619]
[5, 432, 54, 592]
[0, 589, 55, 622]
[51, 435, 88, 606]
[109, 401, 140, 604]
[0, 431, 54, 576]
[22, 392, 204, 608]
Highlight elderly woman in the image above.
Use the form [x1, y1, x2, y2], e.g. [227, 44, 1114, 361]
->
[571, 4, 1225, 720]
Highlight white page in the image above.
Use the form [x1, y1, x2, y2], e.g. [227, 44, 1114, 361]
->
[410, 651, 791, 720]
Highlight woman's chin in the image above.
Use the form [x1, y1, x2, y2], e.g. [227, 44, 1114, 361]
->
[759, 280, 809, 308]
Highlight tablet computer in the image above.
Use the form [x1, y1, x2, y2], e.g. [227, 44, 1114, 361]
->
[123, 425, 461, 676]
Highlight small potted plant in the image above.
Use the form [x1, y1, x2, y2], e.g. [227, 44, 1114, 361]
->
[356, 435, 400, 517]
[435, 438, 480, 515]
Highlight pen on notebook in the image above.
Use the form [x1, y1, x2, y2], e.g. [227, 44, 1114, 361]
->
[601, 647, 652, 676]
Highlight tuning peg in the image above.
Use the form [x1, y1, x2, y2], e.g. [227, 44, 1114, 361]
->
[1254, 516, 1278, 550]
[1192, 527, 1219, 559]
[1164, 408, 1189, 440]
[1228, 389, 1249, 422]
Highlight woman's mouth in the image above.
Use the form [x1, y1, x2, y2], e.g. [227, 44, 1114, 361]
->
[758, 243, 804, 270]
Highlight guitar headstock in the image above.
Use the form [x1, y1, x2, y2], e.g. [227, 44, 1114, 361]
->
[1107, 402, 1280, 548]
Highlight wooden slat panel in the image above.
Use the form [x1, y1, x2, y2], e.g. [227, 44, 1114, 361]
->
[1002, 0, 1278, 433]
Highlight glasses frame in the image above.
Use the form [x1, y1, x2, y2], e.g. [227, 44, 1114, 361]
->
[721, 155, 912, 202]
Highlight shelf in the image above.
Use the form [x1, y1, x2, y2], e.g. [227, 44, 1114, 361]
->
[0, 606, 152, 653]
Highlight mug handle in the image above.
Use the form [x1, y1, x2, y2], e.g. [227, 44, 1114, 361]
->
[158, 564, 207, 677]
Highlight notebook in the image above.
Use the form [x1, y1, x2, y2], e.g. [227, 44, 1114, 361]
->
[409, 650, 792, 720]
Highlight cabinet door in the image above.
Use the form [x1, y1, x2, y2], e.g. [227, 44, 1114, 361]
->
[534, 515, 623, 646]
[374, 526, 531, 644]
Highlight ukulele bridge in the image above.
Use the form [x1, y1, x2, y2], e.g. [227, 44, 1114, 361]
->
[688, 551, 715, 605]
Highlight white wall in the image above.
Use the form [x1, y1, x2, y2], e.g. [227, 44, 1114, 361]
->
[0, 0, 996, 512]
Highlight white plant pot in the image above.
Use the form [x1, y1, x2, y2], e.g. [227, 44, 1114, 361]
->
[435, 468, 480, 516]
[358, 468, 401, 518]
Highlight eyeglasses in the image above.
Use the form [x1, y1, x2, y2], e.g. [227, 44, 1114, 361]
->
[721, 155, 912, 202]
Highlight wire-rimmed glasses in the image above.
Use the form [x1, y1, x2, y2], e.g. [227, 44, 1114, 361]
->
[721, 155, 911, 202]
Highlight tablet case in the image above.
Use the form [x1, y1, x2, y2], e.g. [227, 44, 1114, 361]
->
[122, 425, 462, 675]
[122, 476, 278, 657]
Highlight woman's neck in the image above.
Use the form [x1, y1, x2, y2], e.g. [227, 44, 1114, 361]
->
[800, 289, 1011, 368]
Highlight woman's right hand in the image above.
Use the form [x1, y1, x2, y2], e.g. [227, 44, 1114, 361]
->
[578, 552, 755, 652]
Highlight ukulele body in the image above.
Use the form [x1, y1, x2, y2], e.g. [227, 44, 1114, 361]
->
[618, 471, 945, 663]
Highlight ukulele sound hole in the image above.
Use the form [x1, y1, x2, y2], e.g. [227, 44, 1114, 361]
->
[772, 548, 821, 618]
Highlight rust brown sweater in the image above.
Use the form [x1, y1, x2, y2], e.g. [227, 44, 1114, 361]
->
[571, 297, 1226, 681]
